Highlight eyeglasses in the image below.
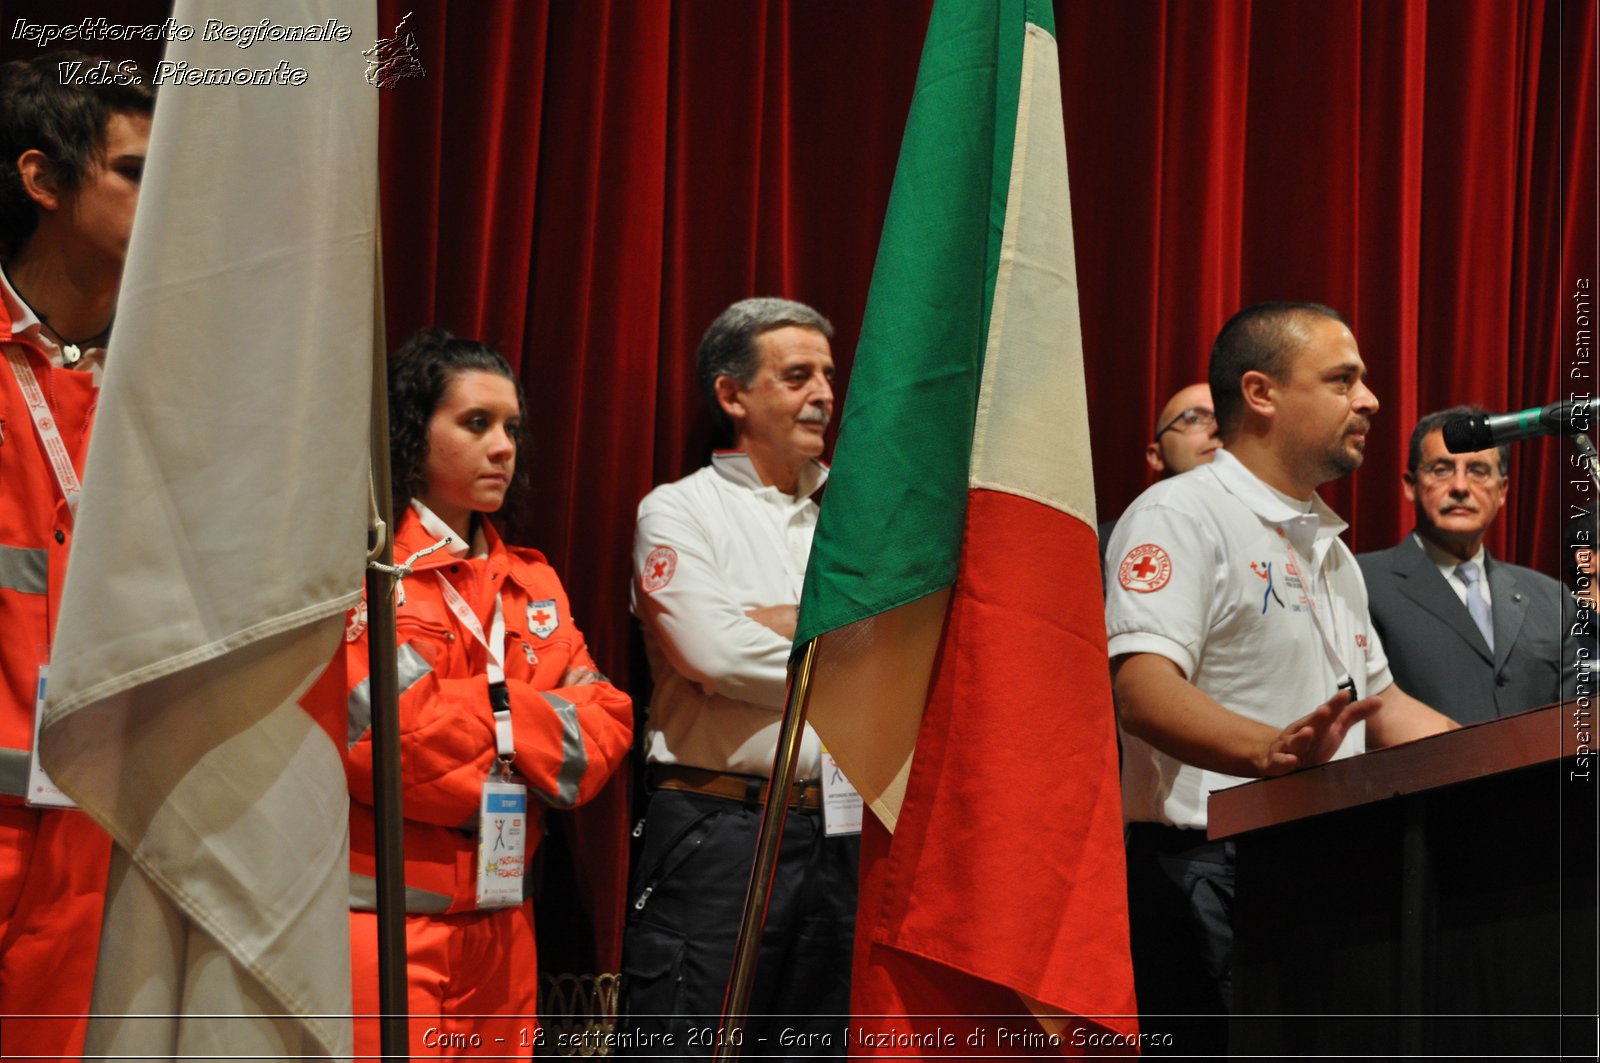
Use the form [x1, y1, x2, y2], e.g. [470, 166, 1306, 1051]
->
[1155, 406, 1216, 440]
[1414, 460, 1501, 485]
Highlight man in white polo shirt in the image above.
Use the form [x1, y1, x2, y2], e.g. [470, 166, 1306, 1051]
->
[1103, 302, 1455, 1053]
[621, 297, 854, 1055]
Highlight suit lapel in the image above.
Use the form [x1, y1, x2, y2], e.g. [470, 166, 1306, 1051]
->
[1486, 557, 1528, 673]
[1390, 536, 1494, 664]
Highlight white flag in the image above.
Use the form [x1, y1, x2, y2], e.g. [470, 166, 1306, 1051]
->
[41, 2, 379, 1057]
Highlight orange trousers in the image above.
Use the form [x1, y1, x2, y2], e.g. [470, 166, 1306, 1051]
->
[0, 803, 110, 1061]
[350, 901, 539, 1060]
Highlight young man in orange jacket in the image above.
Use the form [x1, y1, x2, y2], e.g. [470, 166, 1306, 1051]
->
[0, 52, 152, 1057]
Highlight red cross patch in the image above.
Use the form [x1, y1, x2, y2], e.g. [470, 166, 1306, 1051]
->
[641, 545, 677, 594]
[527, 599, 559, 639]
[344, 599, 368, 643]
[1117, 544, 1173, 593]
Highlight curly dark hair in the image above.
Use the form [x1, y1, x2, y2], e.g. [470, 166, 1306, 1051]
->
[387, 328, 528, 520]
[0, 52, 155, 257]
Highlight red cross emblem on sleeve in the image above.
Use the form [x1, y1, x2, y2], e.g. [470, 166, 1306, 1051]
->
[641, 545, 677, 594]
[1118, 544, 1173, 593]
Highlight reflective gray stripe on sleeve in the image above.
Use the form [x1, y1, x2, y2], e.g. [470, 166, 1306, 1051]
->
[347, 643, 434, 749]
[0, 545, 47, 596]
[349, 871, 452, 913]
[539, 691, 587, 808]
[0, 747, 30, 797]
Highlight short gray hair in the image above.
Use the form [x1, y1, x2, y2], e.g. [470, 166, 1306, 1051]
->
[697, 297, 833, 438]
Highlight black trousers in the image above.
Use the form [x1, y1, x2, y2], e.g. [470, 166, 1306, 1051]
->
[619, 787, 859, 1059]
[1124, 822, 1236, 1059]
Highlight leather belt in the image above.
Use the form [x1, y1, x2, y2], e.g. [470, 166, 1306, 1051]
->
[650, 765, 822, 811]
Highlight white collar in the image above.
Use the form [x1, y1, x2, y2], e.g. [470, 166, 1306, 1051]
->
[710, 450, 829, 500]
[411, 499, 487, 558]
[1, 265, 46, 352]
[1203, 448, 1346, 537]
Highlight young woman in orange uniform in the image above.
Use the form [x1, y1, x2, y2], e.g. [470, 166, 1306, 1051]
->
[324, 329, 632, 1056]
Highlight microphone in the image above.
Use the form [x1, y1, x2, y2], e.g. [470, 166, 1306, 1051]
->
[1441, 397, 1600, 452]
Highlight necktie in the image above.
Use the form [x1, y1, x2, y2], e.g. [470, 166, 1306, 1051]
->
[1456, 560, 1494, 651]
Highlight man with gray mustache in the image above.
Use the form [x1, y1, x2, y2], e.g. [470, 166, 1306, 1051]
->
[621, 298, 855, 1054]
[1358, 406, 1577, 724]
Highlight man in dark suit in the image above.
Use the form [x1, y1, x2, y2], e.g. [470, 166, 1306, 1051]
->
[1358, 405, 1576, 724]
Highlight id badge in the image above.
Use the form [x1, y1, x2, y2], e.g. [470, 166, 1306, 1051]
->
[476, 776, 527, 909]
[820, 751, 862, 837]
[26, 665, 76, 809]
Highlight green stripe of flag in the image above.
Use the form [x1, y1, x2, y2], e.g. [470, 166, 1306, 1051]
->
[796, 0, 1036, 646]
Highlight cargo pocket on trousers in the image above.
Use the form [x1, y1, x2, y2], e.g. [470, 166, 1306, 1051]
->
[620, 923, 686, 1019]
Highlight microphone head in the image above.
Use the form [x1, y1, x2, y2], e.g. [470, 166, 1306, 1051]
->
[1441, 414, 1491, 453]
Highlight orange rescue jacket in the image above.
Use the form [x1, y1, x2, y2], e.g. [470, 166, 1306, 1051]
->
[306, 507, 632, 914]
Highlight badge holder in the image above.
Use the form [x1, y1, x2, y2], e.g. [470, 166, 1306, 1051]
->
[820, 748, 863, 837]
[25, 662, 77, 809]
[475, 682, 527, 909]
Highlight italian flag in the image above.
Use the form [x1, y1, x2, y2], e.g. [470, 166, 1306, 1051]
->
[40, 1, 373, 1055]
[795, 0, 1137, 1044]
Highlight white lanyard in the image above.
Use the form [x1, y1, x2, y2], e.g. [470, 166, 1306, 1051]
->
[4, 347, 81, 519]
[433, 570, 514, 760]
[434, 571, 506, 679]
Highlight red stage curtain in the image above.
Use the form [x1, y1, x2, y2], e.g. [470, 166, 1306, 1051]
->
[1061, 0, 1592, 563]
[370, 0, 1593, 975]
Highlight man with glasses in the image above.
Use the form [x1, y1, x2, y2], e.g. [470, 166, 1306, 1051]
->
[1147, 382, 1222, 476]
[1100, 384, 1221, 566]
[1358, 406, 1577, 724]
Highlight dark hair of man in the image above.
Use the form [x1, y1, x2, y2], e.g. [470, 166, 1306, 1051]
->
[696, 297, 833, 442]
[1209, 301, 1348, 439]
[1405, 404, 1510, 477]
[388, 328, 529, 518]
[0, 53, 155, 257]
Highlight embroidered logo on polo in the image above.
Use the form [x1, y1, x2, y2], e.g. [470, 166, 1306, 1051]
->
[527, 599, 560, 639]
[641, 545, 677, 594]
[1250, 561, 1285, 613]
[1117, 544, 1172, 593]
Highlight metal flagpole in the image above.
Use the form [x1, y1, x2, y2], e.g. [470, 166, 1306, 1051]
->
[716, 638, 821, 1059]
[364, 246, 410, 1057]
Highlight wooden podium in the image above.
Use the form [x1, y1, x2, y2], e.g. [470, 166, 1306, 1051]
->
[1209, 703, 1597, 1058]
